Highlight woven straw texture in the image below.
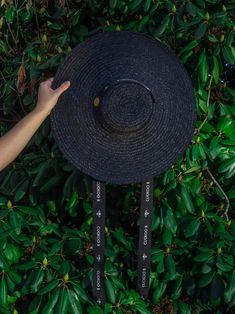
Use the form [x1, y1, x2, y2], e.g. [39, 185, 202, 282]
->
[50, 30, 196, 185]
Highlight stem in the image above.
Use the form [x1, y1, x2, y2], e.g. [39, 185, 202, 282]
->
[195, 75, 213, 135]
[33, 4, 41, 38]
[7, 22, 18, 50]
[205, 166, 230, 221]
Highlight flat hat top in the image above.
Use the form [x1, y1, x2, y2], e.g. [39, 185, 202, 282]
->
[50, 30, 196, 184]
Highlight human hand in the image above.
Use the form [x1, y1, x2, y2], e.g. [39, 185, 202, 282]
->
[34, 77, 71, 116]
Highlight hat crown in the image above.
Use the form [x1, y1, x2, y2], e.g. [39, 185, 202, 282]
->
[94, 79, 155, 134]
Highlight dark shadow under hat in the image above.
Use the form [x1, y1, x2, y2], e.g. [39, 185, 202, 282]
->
[50, 30, 196, 308]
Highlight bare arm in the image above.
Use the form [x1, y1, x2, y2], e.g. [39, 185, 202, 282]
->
[0, 77, 71, 171]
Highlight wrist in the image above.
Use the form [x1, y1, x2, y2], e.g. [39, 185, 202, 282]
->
[32, 106, 51, 118]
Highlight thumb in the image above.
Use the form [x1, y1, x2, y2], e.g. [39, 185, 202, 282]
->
[55, 81, 71, 95]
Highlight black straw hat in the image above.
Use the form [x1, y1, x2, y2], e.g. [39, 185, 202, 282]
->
[50, 30, 196, 307]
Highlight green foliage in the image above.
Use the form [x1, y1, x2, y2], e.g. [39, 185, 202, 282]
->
[0, 0, 235, 313]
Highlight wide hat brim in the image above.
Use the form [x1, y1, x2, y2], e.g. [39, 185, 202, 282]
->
[50, 30, 196, 185]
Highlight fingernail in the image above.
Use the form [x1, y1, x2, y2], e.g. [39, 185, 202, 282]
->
[66, 81, 70, 85]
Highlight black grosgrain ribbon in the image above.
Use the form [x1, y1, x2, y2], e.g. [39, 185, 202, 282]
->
[137, 179, 153, 299]
[92, 180, 106, 307]
[92, 178, 153, 308]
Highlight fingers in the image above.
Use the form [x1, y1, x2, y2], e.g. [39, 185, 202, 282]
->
[55, 81, 71, 95]
[40, 77, 54, 86]
[48, 77, 54, 84]
[46, 77, 54, 87]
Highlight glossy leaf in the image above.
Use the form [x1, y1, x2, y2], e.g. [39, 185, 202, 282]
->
[41, 288, 60, 314]
[68, 289, 82, 314]
[0, 276, 7, 306]
[181, 185, 195, 214]
[105, 278, 116, 304]
[55, 287, 69, 314]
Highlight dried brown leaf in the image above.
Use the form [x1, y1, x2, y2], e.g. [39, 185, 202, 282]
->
[16, 64, 26, 95]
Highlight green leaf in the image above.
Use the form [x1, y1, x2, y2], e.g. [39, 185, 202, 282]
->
[210, 275, 224, 300]
[163, 207, 177, 235]
[209, 136, 222, 159]
[194, 251, 214, 262]
[171, 276, 183, 300]
[66, 191, 78, 210]
[31, 268, 45, 293]
[224, 271, 235, 303]
[179, 40, 198, 55]
[135, 305, 152, 314]
[13, 179, 29, 202]
[181, 185, 195, 214]
[109, 0, 117, 10]
[199, 271, 215, 288]
[216, 257, 233, 272]
[87, 305, 104, 314]
[154, 15, 170, 37]
[28, 295, 43, 313]
[217, 116, 233, 131]
[131, 0, 143, 11]
[32, 160, 53, 187]
[38, 279, 59, 295]
[9, 211, 21, 235]
[5, 7, 15, 23]
[152, 214, 160, 231]
[15, 261, 37, 271]
[165, 255, 176, 279]
[4, 243, 20, 264]
[222, 46, 235, 65]
[177, 300, 191, 313]
[218, 158, 235, 179]
[150, 3, 159, 15]
[144, 0, 151, 12]
[41, 288, 60, 314]
[0, 276, 7, 306]
[16, 205, 38, 215]
[55, 287, 69, 314]
[184, 218, 200, 237]
[40, 175, 63, 193]
[153, 282, 166, 303]
[201, 263, 212, 274]
[162, 229, 172, 246]
[0, 229, 13, 241]
[7, 270, 21, 284]
[186, 2, 200, 16]
[68, 290, 82, 314]
[212, 56, 220, 84]
[151, 249, 164, 263]
[105, 278, 116, 304]
[195, 22, 207, 39]
[198, 50, 209, 83]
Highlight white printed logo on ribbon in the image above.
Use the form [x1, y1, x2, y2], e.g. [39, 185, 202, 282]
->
[96, 181, 101, 202]
[96, 270, 101, 291]
[143, 225, 148, 246]
[96, 226, 101, 247]
[145, 182, 150, 203]
[142, 267, 147, 288]
[142, 253, 148, 261]
[144, 210, 149, 218]
[96, 210, 102, 218]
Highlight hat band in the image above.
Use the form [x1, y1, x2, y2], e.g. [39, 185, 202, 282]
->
[92, 178, 153, 307]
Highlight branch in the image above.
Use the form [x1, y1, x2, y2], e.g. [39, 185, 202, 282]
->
[194, 75, 213, 135]
[205, 166, 230, 221]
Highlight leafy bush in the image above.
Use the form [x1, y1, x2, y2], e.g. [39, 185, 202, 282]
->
[0, 0, 235, 313]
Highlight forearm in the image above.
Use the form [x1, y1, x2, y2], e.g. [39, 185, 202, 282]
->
[0, 109, 49, 171]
